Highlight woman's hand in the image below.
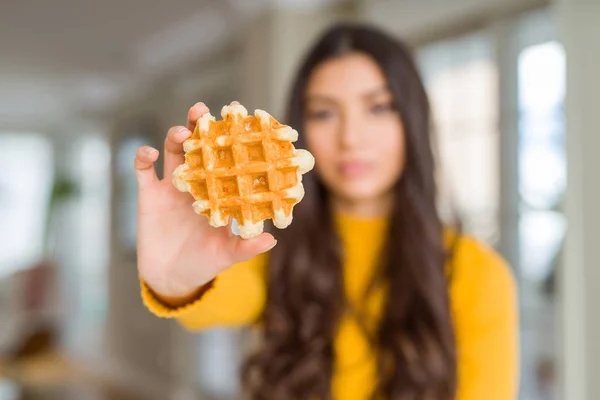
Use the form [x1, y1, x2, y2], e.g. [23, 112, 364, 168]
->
[134, 102, 276, 302]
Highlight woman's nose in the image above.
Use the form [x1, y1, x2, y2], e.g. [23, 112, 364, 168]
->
[339, 115, 364, 149]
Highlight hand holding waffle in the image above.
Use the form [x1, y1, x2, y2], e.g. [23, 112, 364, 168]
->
[134, 102, 313, 303]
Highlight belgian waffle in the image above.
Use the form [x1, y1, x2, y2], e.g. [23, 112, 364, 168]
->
[172, 103, 315, 239]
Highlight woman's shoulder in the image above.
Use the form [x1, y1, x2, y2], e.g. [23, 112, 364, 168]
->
[447, 233, 517, 314]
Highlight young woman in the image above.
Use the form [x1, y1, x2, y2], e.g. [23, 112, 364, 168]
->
[134, 23, 518, 400]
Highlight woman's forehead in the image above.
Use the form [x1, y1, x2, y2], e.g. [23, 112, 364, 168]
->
[305, 53, 389, 100]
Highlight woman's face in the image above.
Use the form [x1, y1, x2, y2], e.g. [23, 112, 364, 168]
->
[304, 52, 405, 207]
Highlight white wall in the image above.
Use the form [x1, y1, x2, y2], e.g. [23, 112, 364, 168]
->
[558, 1, 600, 399]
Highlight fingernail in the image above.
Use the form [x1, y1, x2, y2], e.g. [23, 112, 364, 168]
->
[145, 147, 158, 155]
[175, 127, 190, 139]
[194, 102, 206, 108]
[263, 240, 277, 252]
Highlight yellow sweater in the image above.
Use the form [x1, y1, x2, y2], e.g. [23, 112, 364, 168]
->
[142, 215, 519, 400]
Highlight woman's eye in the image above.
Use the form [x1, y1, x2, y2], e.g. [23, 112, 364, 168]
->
[370, 103, 393, 114]
[307, 110, 334, 120]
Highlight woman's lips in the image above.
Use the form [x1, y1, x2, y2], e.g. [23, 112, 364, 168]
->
[338, 161, 373, 178]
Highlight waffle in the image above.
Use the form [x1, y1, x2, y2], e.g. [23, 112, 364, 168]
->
[172, 103, 315, 239]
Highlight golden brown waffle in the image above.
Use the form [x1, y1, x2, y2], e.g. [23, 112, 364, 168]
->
[173, 103, 315, 239]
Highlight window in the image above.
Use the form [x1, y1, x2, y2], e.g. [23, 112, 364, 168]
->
[72, 136, 111, 348]
[517, 39, 565, 400]
[518, 41, 566, 282]
[42, 134, 112, 356]
[418, 32, 499, 244]
[0, 134, 53, 277]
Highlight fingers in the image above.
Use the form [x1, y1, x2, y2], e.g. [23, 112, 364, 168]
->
[134, 146, 159, 189]
[164, 125, 192, 178]
[228, 233, 277, 264]
[187, 102, 210, 131]
[163, 102, 210, 178]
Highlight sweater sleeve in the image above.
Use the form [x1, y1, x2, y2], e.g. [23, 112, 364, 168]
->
[451, 236, 520, 400]
[140, 253, 268, 331]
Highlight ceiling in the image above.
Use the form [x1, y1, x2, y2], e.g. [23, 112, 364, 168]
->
[0, 0, 344, 132]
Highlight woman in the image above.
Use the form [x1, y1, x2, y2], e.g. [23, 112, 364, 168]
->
[134, 23, 518, 400]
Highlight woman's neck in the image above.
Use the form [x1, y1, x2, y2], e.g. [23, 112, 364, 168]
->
[330, 193, 394, 219]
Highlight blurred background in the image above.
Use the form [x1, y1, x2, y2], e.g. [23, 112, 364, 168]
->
[0, 0, 597, 399]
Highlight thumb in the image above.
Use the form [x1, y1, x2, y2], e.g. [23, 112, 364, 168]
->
[228, 233, 277, 264]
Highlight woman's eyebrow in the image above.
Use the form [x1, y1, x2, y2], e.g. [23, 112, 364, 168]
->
[362, 86, 391, 100]
[305, 94, 338, 105]
[305, 87, 390, 104]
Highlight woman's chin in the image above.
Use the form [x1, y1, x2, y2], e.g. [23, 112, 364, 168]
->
[332, 182, 390, 205]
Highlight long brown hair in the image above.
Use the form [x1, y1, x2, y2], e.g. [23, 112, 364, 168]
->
[242, 23, 457, 400]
